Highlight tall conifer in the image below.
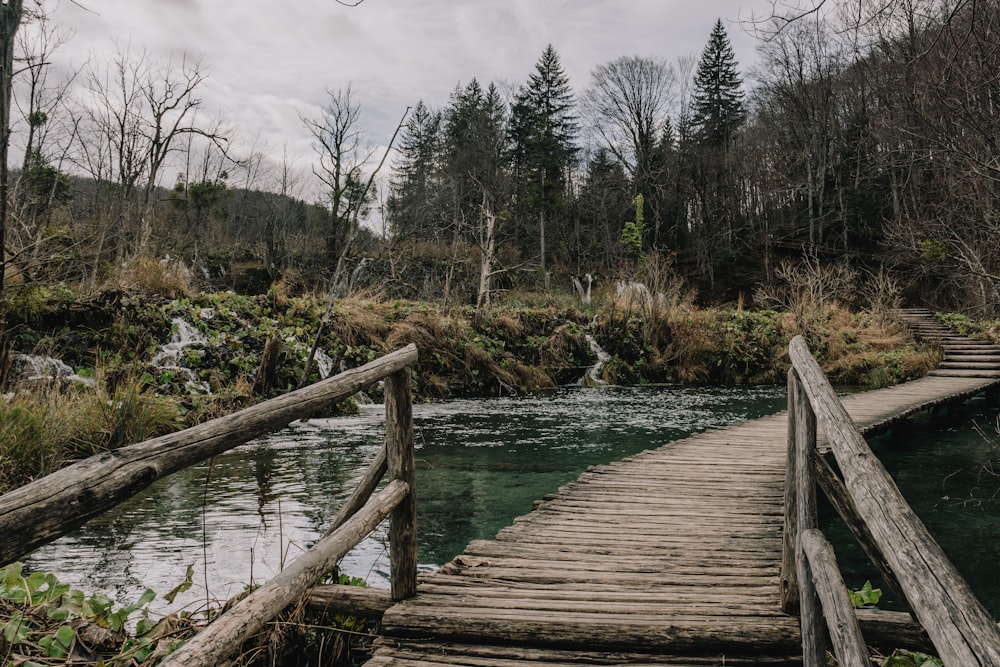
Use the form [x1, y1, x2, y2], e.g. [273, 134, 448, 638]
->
[508, 45, 578, 272]
[691, 19, 746, 148]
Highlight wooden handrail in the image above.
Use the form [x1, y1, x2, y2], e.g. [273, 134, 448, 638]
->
[0, 343, 418, 565]
[785, 335, 1000, 666]
[1, 343, 422, 667]
[159, 479, 411, 667]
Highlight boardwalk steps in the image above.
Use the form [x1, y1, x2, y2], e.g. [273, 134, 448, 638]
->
[366, 312, 1000, 666]
[897, 308, 1000, 379]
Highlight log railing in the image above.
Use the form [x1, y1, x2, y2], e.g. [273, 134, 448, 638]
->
[0, 344, 420, 667]
[782, 335, 1000, 666]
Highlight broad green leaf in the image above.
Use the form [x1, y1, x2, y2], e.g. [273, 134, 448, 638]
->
[3, 612, 31, 645]
[39, 624, 75, 658]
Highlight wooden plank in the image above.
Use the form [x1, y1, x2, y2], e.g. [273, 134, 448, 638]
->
[307, 585, 394, 618]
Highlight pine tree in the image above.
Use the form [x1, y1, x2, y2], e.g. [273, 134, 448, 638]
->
[387, 100, 444, 241]
[686, 19, 748, 292]
[508, 45, 578, 273]
[691, 19, 746, 149]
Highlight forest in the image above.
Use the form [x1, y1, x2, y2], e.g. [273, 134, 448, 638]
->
[0, 0, 997, 320]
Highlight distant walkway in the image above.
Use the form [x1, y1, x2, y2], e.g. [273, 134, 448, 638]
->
[365, 312, 1000, 666]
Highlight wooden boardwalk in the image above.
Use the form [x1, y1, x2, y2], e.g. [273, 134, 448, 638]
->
[366, 312, 1000, 666]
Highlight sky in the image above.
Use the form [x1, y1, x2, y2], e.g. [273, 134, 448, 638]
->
[36, 0, 788, 199]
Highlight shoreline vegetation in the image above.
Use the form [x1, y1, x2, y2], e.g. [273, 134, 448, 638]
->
[1, 274, 996, 667]
[0, 269, 972, 496]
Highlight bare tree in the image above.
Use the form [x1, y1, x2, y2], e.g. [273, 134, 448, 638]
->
[8, 3, 78, 283]
[302, 84, 376, 290]
[581, 56, 676, 180]
[72, 43, 220, 263]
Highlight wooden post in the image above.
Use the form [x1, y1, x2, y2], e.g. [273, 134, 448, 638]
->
[781, 368, 799, 613]
[800, 529, 869, 667]
[385, 368, 417, 600]
[791, 367, 826, 667]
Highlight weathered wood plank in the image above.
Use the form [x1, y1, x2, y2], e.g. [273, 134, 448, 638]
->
[307, 584, 394, 618]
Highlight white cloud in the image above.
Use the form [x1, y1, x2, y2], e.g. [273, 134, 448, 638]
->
[29, 0, 771, 199]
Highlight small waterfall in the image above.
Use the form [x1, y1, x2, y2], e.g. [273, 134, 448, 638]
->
[9, 353, 95, 386]
[152, 318, 211, 393]
[580, 335, 611, 386]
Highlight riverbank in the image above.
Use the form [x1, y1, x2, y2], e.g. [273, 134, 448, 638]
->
[0, 284, 946, 493]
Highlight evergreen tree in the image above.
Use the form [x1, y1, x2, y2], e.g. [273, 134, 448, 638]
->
[508, 45, 578, 271]
[686, 19, 748, 294]
[442, 79, 508, 226]
[691, 19, 747, 148]
[574, 148, 632, 270]
[387, 100, 444, 242]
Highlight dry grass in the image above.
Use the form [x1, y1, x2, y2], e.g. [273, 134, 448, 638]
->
[333, 298, 393, 347]
[0, 377, 185, 493]
[112, 255, 194, 299]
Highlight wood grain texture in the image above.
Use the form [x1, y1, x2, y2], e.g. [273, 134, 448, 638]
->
[791, 334, 1000, 666]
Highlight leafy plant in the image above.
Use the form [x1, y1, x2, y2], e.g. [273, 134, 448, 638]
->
[621, 193, 645, 259]
[0, 564, 222, 667]
[881, 649, 943, 667]
[848, 580, 882, 608]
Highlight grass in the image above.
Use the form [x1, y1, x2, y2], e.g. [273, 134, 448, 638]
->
[0, 282, 949, 494]
[0, 377, 184, 494]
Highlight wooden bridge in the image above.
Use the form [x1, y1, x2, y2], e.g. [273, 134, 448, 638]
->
[2, 309, 1000, 666]
[366, 309, 1000, 666]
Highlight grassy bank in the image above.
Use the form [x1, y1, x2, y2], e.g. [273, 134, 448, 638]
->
[0, 284, 944, 494]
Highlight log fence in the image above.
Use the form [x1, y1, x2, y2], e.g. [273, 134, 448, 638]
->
[0, 344, 420, 667]
[783, 335, 1000, 666]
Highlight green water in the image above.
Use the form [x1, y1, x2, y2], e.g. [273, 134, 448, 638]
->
[826, 395, 1000, 617]
[23, 385, 1000, 620]
[25, 385, 785, 611]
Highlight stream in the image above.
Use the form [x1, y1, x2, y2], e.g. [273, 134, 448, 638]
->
[24, 386, 1000, 619]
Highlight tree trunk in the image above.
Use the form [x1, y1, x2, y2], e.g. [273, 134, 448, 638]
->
[0, 0, 23, 338]
[476, 205, 497, 318]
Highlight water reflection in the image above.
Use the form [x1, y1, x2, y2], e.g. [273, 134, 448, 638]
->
[27, 385, 787, 613]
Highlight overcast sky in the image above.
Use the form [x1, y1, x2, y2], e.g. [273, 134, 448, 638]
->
[38, 0, 783, 198]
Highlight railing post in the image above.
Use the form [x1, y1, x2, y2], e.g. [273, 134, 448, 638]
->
[385, 368, 417, 601]
[788, 366, 826, 666]
[781, 367, 799, 613]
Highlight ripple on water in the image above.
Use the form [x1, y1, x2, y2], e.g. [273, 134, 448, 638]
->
[26, 384, 787, 614]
